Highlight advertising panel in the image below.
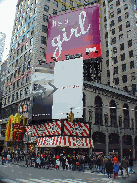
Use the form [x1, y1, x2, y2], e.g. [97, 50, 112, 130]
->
[46, 4, 101, 63]
[52, 57, 83, 119]
[30, 63, 55, 121]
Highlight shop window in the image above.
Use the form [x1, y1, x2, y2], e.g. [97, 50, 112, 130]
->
[122, 64, 126, 72]
[122, 75, 127, 83]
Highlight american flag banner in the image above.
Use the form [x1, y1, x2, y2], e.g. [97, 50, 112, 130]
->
[64, 121, 90, 137]
[37, 136, 94, 148]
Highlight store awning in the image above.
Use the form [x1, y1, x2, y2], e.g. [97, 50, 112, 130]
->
[37, 136, 94, 148]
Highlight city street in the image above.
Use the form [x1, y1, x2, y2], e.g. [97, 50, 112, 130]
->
[0, 161, 137, 183]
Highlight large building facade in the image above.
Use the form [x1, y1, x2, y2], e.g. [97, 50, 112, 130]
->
[0, 0, 137, 159]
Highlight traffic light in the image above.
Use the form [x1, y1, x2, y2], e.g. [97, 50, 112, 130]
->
[67, 112, 74, 122]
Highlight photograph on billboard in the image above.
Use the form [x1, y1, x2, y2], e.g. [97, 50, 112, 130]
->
[30, 63, 55, 121]
[46, 4, 101, 63]
[52, 57, 83, 119]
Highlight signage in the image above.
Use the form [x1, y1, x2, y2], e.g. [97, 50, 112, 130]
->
[46, 4, 101, 63]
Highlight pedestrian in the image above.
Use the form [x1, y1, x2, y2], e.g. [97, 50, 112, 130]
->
[36, 155, 41, 169]
[122, 157, 129, 178]
[113, 155, 119, 164]
[62, 156, 66, 170]
[7, 152, 10, 164]
[66, 157, 68, 170]
[56, 158, 60, 169]
[129, 156, 133, 173]
[80, 156, 85, 172]
[113, 161, 120, 179]
[102, 156, 108, 174]
[105, 156, 113, 178]
[72, 156, 76, 171]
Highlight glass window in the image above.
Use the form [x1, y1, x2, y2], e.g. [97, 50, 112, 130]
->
[128, 39, 132, 48]
[122, 75, 127, 83]
[103, 1, 105, 7]
[120, 53, 125, 61]
[110, 11, 114, 18]
[129, 50, 133, 58]
[114, 77, 119, 85]
[43, 14, 48, 22]
[42, 25, 48, 33]
[107, 70, 110, 77]
[119, 34, 123, 41]
[105, 32, 108, 39]
[131, 72, 136, 81]
[53, 0, 58, 7]
[113, 56, 118, 64]
[113, 47, 117, 53]
[106, 41, 108, 47]
[106, 50, 109, 57]
[44, 5, 49, 12]
[126, 21, 130, 28]
[118, 16, 122, 22]
[110, 20, 115, 27]
[118, 24, 122, 32]
[127, 30, 131, 38]
[120, 43, 124, 51]
[111, 37, 116, 44]
[106, 60, 109, 67]
[125, 12, 129, 19]
[53, 9, 57, 15]
[130, 61, 134, 69]
[41, 36, 46, 45]
[117, 8, 121, 14]
[104, 16, 107, 22]
[110, 4, 113, 9]
[114, 66, 118, 74]
[122, 64, 126, 72]
[116, 0, 120, 6]
[112, 28, 115, 35]
[124, 4, 128, 10]
[70, 0, 73, 6]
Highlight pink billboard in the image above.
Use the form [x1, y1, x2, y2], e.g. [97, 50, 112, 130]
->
[46, 4, 101, 63]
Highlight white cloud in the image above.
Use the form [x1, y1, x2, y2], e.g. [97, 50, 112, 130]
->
[0, 0, 18, 62]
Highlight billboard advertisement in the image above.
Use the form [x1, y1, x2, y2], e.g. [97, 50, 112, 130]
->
[46, 4, 101, 63]
[30, 63, 55, 121]
[52, 57, 83, 119]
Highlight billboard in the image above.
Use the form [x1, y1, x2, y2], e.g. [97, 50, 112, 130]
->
[30, 63, 55, 121]
[52, 57, 83, 119]
[46, 4, 101, 63]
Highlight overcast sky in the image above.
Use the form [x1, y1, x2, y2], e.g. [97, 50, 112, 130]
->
[0, 0, 18, 62]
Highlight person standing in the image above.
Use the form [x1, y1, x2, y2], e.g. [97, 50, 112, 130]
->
[113, 161, 120, 179]
[56, 158, 60, 169]
[62, 156, 66, 170]
[105, 156, 113, 178]
[7, 152, 10, 163]
[102, 156, 108, 174]
[129, 156, 133, 173]
[122, 157, 129, 178]
[66, 157, 68, 170]
[113, 155, 119, 164]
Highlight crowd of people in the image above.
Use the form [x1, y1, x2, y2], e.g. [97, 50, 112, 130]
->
[1, 150, 135, 179]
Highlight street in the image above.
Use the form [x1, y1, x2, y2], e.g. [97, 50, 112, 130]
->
[0, 161, 137, 183]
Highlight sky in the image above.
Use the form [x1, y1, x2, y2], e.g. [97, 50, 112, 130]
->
[0, 0, 18, 62]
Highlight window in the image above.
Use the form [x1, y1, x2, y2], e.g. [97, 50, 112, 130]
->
[106, 60, 109, 67]
[106, 50, 109, 57]
[110, 11, 114, 18]
[70, 0, 73, 6]
[113, 47, 117, 53]
[43, 14, 48, 22]
[114, 77, 119, 85]
[44, 5, 49, 12]
[110, 20, 115, 27]
[114, 67, 118, 75]
[118, 16, 122, 22]
[61, 5, 66, 11]
[130, 61, 134, 69]
[103, 1, 105, 7]
[112, 28, 115, 35]
[120, 43, 124, 51]
[104, 24, 107, 31]
[105, 32, 108, 39]
[30, 38, 33, 46]
[132, 84, 136, 93]
[110, 4, 113, 9]
[42, 25, 48, 33]
[124, 4, 128, 10]
[107, 70, 110, 77]
[128, 39, 132, 48]
[122, 75, 127, 83]
[117, 8, 121, 14]
[131, 72, 136, 81]
[129, 50, 133, 58]
[125, 12, 129, 19]
[118, 24, 122, 32]
[119, 34, 123, 41]
[121, 53, 125, 61]
[41, 36, 46, 45]
[106, 41, 108, 47]
[53, 0, 58, 7]
[104, 7, 106, 14]
[40, 47, 45, 57]
[111, 37, 116, 44]
[127, 30, 131, 38]
[126, 21, 130, 28]
[113, 56, 118, 64]
[104, 16, 107, 22]
[116, 0, 120, 6]
[122, 64, 126, 72]
[53, 9, 57, 15]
